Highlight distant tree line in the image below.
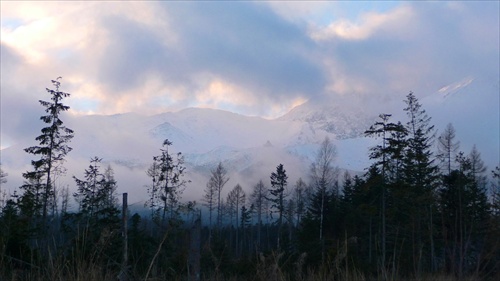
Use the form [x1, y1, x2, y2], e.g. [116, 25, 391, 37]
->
[0, 79, 499, 280]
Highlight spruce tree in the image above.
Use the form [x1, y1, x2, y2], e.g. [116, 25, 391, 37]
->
[440, 151, 490, 278]
[21, 78, 74, 222]
[269, 163, 288, 249]
[73, 157, 119, 224]
[402, 92, 439, 274]
[146, 139, 188, 223]
[492, 166, 500, 216]
[365, 113, 406, 267]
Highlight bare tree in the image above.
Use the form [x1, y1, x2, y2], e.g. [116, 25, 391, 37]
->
[251, 179, 268, 250]
[0, 163, 7, 185]
[203, 178, 217, 243]
[293, 178, 307, 227]
[310, 137, 338, 242]
[0, 164, 7, 210]
[437, 123, 460, 176]
[227, 184, 245, 255]
[209, 162, 229, 230]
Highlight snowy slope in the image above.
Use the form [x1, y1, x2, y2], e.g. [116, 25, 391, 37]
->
[1, 77, 498, 203]
[278, 99, 375, 139]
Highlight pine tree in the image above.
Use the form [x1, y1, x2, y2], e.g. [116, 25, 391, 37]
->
[21, 78, 74, 222]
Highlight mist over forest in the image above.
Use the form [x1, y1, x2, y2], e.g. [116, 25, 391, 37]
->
[0, 79, 499, 280]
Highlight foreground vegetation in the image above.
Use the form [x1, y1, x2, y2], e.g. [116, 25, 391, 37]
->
[0, 79, 499, 280]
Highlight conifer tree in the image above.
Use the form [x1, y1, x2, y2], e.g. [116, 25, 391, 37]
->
[440, 151, 490, 278]
[492, 166, 500, 216]
[402, 92, 439, 274]
[73, 157, 119, 224]
[146, 139, 188, 223]
[269, 163, 288, 249]
[365, 113, 405, 267]
[21, 78, 74, 222]
[341, 171, 353, 203]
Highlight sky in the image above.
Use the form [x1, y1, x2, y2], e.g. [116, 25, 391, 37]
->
[1, 1, 499, 150]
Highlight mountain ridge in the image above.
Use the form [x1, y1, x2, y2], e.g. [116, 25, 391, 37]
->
[1, 77, 498, 203]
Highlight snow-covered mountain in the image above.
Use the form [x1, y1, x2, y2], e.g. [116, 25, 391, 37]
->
[0, 103, 374, 203]
[278, 100, 374, 139]
[1, 76, 498, 204]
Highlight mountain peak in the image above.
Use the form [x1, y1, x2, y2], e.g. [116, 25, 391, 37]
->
[278, 99, 374, 139]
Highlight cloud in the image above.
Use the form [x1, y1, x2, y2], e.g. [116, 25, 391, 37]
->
[0, 1, 325, 118]
[308, 1, 499, 111]
[1, 1, 498, 139]
[310, 4, 414, 41]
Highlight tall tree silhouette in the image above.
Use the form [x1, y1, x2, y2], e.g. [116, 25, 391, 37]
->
[365, 113, 405, 267]
[250, 179, 268, 251]
[209, 162, 229, 230]
[21, 78, 74, 222]
[402, 92, 439, 274]
[437, 123, 460, 176]
[146, 139, 188, 223]
[269, 163, 288, 249]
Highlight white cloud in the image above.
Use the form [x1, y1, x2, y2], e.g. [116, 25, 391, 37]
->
[310, 4, 414, 41]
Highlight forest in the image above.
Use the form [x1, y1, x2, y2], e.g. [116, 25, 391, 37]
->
[0, 79, 499, 281]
